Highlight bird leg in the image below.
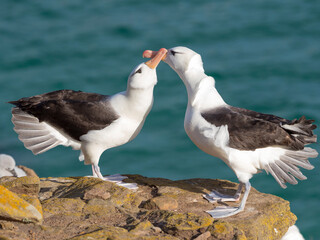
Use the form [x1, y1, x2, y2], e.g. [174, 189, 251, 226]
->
[92, 164, 104, 179]
[206, 181, 251, 218]
[91, 164, 125, 182]
[91, 164, 138, 190]
[204, 182, 244, 203]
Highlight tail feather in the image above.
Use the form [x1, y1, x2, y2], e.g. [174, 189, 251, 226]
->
[282, 116, 317, 146]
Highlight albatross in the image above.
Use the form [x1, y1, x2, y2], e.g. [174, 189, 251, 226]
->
[9, 48, 167, 189]
[143, 46, 318, 217]
[0, 154, 27, 178]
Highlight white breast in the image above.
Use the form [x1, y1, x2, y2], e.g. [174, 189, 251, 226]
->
[80, 92, 153, 150]
[184, 107, 229, 161]
[81, 117, 143, 148]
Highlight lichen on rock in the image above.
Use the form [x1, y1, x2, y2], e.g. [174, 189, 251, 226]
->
[0, 171, 297, 240]
[0, 185, 42, 223]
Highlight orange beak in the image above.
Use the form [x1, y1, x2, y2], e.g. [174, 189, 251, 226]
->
[144, 48, 167, 69]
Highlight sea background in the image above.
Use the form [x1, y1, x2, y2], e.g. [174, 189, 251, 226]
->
[0, 0, 319, 238]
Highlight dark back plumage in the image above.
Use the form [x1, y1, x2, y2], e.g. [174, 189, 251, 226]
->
[201, 106, 317, 151]
[9, 90, 119, 140]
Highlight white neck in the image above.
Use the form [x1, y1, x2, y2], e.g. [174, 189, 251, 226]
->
[179, 69, 226, 110]
[125, 86, 154, 114]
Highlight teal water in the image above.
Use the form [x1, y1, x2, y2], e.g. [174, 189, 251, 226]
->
[0, 0, 319, 237]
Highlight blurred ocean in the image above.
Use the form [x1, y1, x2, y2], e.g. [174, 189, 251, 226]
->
[0, 0, 319, 238]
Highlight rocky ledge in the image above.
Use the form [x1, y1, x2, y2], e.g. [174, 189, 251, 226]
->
[0, 170, 296, 240]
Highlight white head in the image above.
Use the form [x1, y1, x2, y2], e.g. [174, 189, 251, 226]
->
[143, 47, 223, 108]
[128, 48, 167, 90]
[0, 154, 15, 171]
[164, 46, 205, 77]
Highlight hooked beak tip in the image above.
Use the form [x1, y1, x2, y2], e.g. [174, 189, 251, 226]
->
[145, 48, 167, 69]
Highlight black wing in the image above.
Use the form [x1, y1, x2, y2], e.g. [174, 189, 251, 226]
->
[9, 90, 119, 140]
[228, 106, 292, 125]
[201, 106, 308, 151]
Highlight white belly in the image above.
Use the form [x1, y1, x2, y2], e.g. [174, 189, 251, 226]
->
[80, 117, 144, 149]
[184, 110, 261, 182]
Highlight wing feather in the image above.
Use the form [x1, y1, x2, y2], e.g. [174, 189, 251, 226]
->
[201, 106, 316, 151]
[201, 106, 300, 150]
[9, 90, 119, 140]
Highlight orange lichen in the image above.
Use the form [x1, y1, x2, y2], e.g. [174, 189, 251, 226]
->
[0, 185, 42, 223]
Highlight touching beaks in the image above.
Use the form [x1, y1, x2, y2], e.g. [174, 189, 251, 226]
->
[143, 48, 167, 68]
[143, 50, 155, 59]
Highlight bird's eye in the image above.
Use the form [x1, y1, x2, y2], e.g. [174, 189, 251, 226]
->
[170, 50, 177, 56]
[135, 68, 142, 74]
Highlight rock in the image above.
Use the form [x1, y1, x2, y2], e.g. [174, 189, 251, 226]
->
[68, 226, 130, 240]
[217, 191, 297, 240]
[0, 236, 12, 240]
[16, 165, 38, 178]
[18, 194, 43, 218]
[0, 185, 42, 223]
[207, 221, 246, 240]
[142, 210, 213, 239]
[82, 198, 117, 219]
[0, 176, 42, 217]
[129, 220, 154, 235]
[0, 176, 40, 196]
[194, 231, 211, 240]
[68, 225, 180, 240]
[42, 198, 86, 218]
[0, 221, 15, 230]
[141, 195, 179, 210]
[0, 174, 297, 240]
[83, 185, 111, 200]
[50, 177, 103, 199]
[38, 177, 75, 201]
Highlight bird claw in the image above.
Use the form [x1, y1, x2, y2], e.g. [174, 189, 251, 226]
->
[206, 206, 241, 218]
[203, 190, 239, 203]
[103, 174, 128, 182]
[116, 182, 138, 190]
[103, 174, 138, 190]
[88, 173, 138, 190]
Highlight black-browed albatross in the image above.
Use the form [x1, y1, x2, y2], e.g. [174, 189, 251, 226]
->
[9, 48, 167, 189]
[144, 46, 318, 217]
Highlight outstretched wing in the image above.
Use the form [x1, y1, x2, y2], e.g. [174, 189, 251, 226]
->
[201, 106, 317, 189]
[9, 90, 119, 140]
